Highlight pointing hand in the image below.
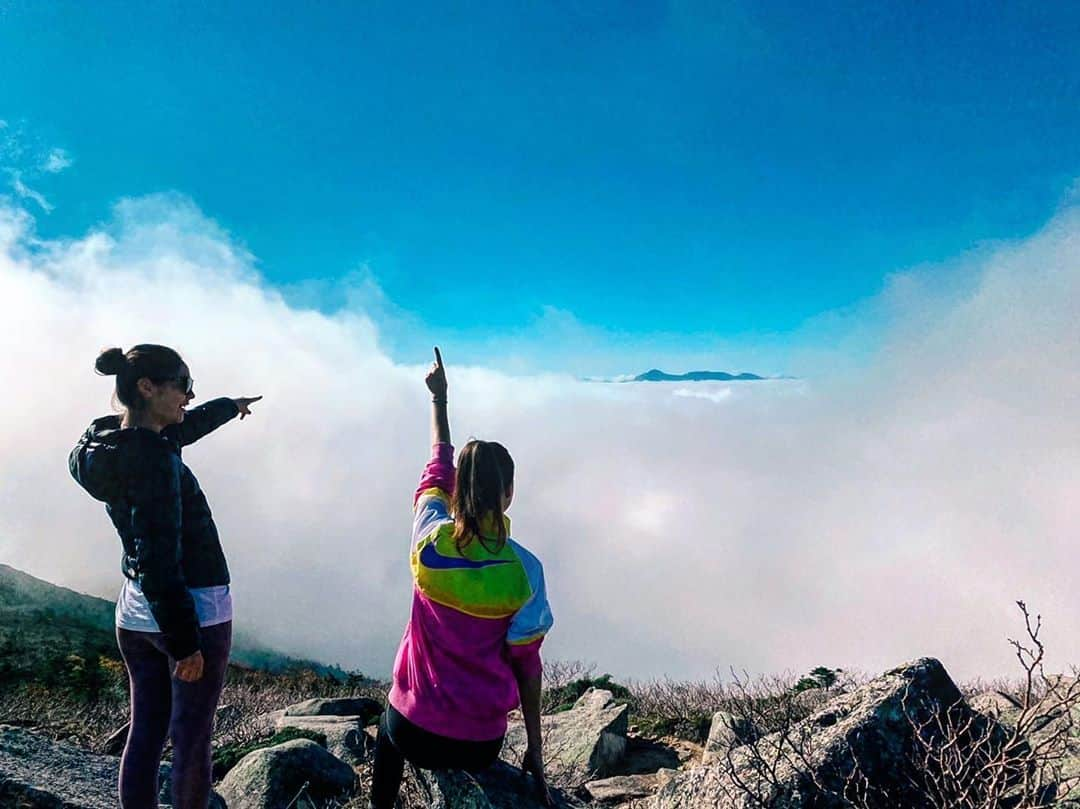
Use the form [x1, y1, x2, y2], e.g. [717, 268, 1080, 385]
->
[234, 396, 263, 420]
[426, 347, 447, 399]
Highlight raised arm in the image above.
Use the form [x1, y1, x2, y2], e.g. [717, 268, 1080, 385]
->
[413, 348, 455, 543]
[427, 347, 450, 446]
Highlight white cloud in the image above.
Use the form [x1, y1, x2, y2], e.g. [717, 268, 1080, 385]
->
[43, 148, 72, 174]
[9, 171, 53, 213]
[1, 192, 1077, 683]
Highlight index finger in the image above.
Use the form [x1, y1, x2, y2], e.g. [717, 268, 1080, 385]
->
[433, 346, 444, 369]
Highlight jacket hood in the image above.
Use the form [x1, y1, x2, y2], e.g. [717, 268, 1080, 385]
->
[69, 416, 152, 503]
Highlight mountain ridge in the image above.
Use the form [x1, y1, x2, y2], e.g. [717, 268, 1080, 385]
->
[0, 563, 344, 678]
[634, 368, 766, 382]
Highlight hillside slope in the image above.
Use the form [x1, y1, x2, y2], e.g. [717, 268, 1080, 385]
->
[0, 564, 344, 680]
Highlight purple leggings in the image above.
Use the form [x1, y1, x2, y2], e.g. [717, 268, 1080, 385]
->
[116, 622, 231, 809]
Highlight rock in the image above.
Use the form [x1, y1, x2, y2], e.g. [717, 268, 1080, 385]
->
[701, 711, 760, 764]
[584, 773, 659, 803]
[0, 725, 169, 808]
[502, 688, 628, 783]
[283, 696, 383, 721]
[275, 713, 373, 765]
[969, 690, 1022, 716]
[216, 738, 356, 809]
[790, 686, 836, 716]
[966, 684, 1080, 807]
[655, 768, 679, 788]
[617, 736, 683, 775]
[249, 708, 286, 736]
[653, 658, 1013, 808]
[422, 759, 587, 808]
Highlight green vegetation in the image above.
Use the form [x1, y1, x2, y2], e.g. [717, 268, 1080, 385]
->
[544, 673, 632, 713]
[633, 710, 715, 743]
[793, 666, 843, 694]
[211, 726, 328, 781]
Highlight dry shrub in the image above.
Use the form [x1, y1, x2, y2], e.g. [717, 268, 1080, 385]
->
[899, 602, 1079, 808]
[708, 601, 1079, 809]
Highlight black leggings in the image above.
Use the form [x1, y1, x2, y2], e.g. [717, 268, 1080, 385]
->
[369, 705, 504, 809]
[116, 622, 232, 809]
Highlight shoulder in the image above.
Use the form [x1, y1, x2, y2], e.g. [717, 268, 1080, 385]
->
[506, 538, 545, 581]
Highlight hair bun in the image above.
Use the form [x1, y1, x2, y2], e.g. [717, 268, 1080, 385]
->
[95, 347, 127, 376]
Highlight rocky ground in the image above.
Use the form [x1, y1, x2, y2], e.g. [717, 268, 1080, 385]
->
[1, 657, 1077, 808]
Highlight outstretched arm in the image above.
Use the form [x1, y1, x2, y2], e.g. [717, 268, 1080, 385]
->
[427, 347, 450, 446]
[162, 395, 262, 447]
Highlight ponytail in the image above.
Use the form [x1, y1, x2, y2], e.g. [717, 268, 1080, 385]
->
[452, 440, 514, 554]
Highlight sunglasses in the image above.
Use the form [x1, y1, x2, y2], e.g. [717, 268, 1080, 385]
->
[154, 375, 194, 395]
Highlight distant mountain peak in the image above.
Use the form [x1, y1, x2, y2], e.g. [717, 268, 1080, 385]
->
[633, 369, 765, 382]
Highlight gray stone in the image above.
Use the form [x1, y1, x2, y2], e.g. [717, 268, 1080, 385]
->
[700, 711, 760, 764]
[969, 690, 1023, 721]
[502, 688, 628, 784]
[422, 760, 586, 809]
[216, 738, 356, 809]
[0, 725, 169, 808]
[275, 713, 373, 765]
[653, 658, 1013, 808]
[790, 686, 836, 716]
[584, 773, 660, 803]
[249, 708, 286, 736]
[283, 696, 382, 721]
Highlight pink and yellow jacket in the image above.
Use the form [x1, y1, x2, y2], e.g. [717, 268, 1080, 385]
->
[388, 443, 554, 741]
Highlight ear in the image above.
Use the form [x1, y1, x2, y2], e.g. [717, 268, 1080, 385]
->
[135, 377, 156, 402]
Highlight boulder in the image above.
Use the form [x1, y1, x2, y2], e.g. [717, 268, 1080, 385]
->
[653, 658, 1012, 808]
[216, 738, 356, 809]
[283, 696, 383, 721]
[0, 725, 169, 808]
[275, 713, 373, 765]
[584, 773, 660, 803]
[501, 688, 628, 783]
[248, 708, 286, 737]
[422, 760, 586, 809]
[700, 711, 760, 764]
[969, 690, 1022, 722]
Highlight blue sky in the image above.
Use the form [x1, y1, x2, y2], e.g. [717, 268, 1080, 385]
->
[2, 1, 1080, 373]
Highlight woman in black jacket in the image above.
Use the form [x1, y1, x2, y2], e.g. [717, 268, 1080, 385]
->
[70, 344, 260, 809]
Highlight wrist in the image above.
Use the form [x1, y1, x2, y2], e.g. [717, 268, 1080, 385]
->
[432, 395, 447, 404]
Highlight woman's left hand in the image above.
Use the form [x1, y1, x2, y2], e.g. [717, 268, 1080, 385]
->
[234, 396, 263, 420]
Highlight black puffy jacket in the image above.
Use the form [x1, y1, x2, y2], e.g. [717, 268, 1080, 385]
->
[69, 397, 239, 659]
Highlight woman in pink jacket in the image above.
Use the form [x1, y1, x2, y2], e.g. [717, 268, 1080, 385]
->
[370, 348, 554, 808]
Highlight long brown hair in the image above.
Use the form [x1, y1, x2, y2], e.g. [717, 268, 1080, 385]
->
[452, 440, 514, 554]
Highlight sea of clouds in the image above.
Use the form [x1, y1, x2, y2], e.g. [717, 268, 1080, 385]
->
[1, 190, 1077, 683]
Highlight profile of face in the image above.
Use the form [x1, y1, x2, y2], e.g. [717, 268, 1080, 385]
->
[135, 363, 194, 428]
